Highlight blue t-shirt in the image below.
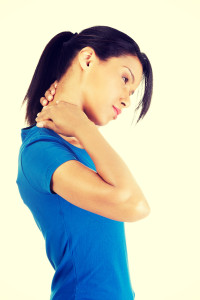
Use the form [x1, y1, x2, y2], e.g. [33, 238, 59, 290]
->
[16, 124, 135, 300]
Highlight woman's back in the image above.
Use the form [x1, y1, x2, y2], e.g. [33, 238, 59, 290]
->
[16, 125, 135, 300]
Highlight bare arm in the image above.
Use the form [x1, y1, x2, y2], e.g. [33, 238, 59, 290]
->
[36, 102, 150, 222]
[75, 121, 151, 221]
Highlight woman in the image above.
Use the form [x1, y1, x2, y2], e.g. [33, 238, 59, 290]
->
[16, 25, 153, 300]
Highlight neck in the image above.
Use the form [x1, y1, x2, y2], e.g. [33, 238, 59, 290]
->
[46, 60, 100, 147]
[46, 63, 86, 147]
[52, 63, 84, 108]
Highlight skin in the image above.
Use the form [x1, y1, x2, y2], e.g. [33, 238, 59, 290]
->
[35, 47, 150, 221]
[38, 47, 143, 148]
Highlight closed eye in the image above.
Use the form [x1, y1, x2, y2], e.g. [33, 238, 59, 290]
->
[122, 76, 129, 84]
[122, 76, 134, 95]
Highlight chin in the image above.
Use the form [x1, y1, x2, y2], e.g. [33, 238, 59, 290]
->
[87, 115, 105, 126]
[93, 117, 110, 127]
[85, 108, 112, 126]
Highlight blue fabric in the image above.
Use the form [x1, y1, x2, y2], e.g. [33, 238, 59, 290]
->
[16, 124, 135, 300]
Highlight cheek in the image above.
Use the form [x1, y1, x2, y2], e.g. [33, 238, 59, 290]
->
[83, 71, 108, 110]
[82, 69, 104, 101]
[82, 71, 121, 124]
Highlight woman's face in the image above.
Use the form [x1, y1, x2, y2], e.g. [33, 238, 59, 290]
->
[80, 52, 143, 126]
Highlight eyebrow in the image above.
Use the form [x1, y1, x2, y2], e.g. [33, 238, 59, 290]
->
[123, 66, 135, 95]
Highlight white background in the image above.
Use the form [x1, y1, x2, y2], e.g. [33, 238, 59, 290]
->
[0, 0, 200, 299]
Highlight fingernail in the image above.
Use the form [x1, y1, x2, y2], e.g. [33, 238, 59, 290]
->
[48, 95, 52, 100]
[37, 122, 43, 127]
[43, 100, 47, 105]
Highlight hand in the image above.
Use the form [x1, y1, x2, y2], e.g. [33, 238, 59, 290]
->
[40, 80, 58, 106]
[35, 101, 91, 137]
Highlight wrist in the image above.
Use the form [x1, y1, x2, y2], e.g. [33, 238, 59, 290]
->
[75, 118, 96, 140]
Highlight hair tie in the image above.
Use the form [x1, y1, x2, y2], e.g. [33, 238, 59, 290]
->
[73, 32, 78, 38]
[63, 32, 78, 48]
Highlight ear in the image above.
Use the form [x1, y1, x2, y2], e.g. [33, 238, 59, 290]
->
[78, 47, 97, 70]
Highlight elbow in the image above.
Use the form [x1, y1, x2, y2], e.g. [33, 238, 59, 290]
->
[112, 188, 151, 222]
[135, 199, 151, 219]
[126, 197, 151, 223]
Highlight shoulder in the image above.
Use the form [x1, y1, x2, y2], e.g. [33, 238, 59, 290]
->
[21, 124, 63, 145]
[18, 125, 78, 194]
[19, 125, 77, 157]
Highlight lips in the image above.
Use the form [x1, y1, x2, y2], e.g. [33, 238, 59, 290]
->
[113, 106, 122, 116]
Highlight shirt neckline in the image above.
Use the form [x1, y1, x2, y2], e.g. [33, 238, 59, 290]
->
[22, 124, 86, 152]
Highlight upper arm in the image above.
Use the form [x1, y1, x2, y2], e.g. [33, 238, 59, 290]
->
[21, 138, 77, 194]
[51, 159, 128, 221]
[21, 136, 149, 222]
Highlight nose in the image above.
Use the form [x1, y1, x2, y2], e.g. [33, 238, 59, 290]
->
[120, 95, 131, 108]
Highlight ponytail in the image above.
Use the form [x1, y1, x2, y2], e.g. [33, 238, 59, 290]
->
[23, 32, 77, 125]
[22, 26, 153, 126]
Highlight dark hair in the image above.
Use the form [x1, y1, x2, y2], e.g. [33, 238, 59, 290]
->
[22, 25, 153, 125]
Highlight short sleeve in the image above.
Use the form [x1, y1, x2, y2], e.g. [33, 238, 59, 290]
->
[21, 138, 77, 194]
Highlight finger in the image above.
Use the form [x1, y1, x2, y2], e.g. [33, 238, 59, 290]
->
[49, 82, 56, 95]
[36, 120, 56, 131]
[35, 108, 51, 123]
[45, 90, 53, 101]
[38, 103, 53, 115]
[41, 105, 49, 110]
[50, 81, 57, 90]
[54, 80, 58, 88]
[50, 87, 56, 95]
[40, 97, 48, 106]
